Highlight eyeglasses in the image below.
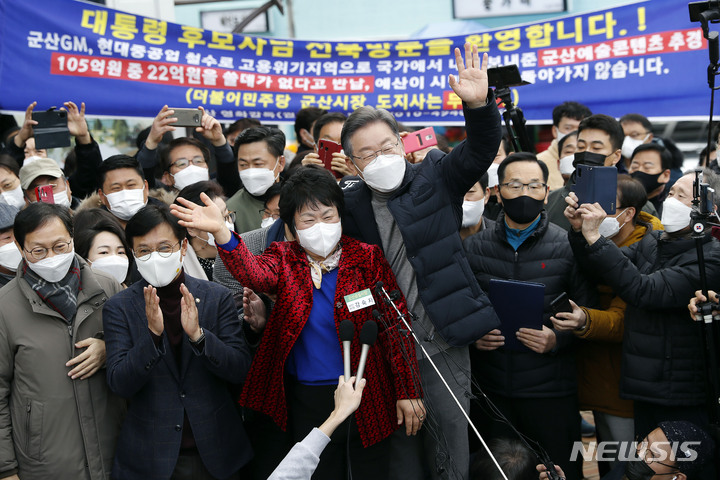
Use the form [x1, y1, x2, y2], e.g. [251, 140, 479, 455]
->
[351, 141, 400, 164]
[627, 132, 650, 141]
[259, 209, 280, 220]
[133, 241, 181, 261]
[499, 181, 547, 195]
[25, 239, 73, 260]
[170, 156, 207, 170]
[225, 212, 236, 224]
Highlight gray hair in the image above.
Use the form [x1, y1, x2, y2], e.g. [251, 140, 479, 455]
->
[340, 106, 400, 159]
[701, 168, 720, 211]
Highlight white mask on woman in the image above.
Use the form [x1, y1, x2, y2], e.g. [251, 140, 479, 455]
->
[26, 250, 75, 283]
[135, 250, 184, 287]
[361, 154, 406, 193]
[90, 255, 129, 284]
[1, 185, 25, 209]
[296, 221, 342, 258]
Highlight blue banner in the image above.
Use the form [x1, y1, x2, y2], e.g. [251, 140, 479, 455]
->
[0, 0, 709, 123]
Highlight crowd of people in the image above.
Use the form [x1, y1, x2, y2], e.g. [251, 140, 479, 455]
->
[0, 42, 718, 480]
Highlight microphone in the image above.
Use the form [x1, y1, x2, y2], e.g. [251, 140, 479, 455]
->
[355, 320, 378, 381]
[339, 320, 355, 380]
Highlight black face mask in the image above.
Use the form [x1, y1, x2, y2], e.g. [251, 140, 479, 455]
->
[500, 194, 544, 224]
[632, 170, 664, 194]
[624, 458, 657, 480]
[573, 151, 607, 167]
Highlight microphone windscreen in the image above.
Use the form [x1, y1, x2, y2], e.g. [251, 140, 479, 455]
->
[339, 320, 355, 342]
[359, 320, 378, 346]
[372, 309, 381, 319]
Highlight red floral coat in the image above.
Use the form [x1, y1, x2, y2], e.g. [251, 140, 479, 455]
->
[218, 234, 421, 447]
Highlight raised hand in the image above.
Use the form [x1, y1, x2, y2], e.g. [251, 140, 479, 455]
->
[196, 106, 225, 147]
[448, 43, 489, 109]
[171, 192, 230, 243]
[62, 101, 91, 144]
[180, 283, 202, 342]
[563, 192, 583, 232]
[14, 101, 38, 147]
[144, 285, 164, 336]
[145, 105, 177, 150]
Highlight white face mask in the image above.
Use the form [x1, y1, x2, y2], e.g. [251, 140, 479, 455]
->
[135, 249, 184, 287]
[261, 217, 275, 229]
[105, 188, 147, 221]
[661, 197, 693, 233]
[559, 155, 576, 176]
[90, 255, 129, 284]
[53, 188, 71, 208]
[361, 154, 406, 193]
[556, 130, 571, 142]
[486, 163, 500, 188]
[225, 220, 235, 233]
[171, 165, 209, 191]
[621, 135, 648, 159]
[598, 208, 628, 239]
[0, 242, 22, 272]
[25, 249, 75, 283]
[296, 221, 342, 258]
[240, 158, 280, 196]
[1, 185, 25, 209]
[462, 200, 485, 228]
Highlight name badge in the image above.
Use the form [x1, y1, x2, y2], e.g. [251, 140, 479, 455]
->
[344, 288, 376, 313]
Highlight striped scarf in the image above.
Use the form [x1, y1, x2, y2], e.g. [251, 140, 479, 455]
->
[23, 257, 82, 323]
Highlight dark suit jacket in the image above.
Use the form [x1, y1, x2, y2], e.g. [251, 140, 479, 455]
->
[103, 274, 252, 480]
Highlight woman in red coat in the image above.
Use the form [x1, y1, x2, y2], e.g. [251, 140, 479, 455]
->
[172, 165, 423, 479]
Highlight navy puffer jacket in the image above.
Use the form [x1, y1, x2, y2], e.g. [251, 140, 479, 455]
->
[341, 96, 502, 347]
[464, 212, 594, 397]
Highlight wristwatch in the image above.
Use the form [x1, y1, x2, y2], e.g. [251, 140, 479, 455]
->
[190, 328, 205, 344]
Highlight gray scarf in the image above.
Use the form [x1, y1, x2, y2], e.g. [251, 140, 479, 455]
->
[23, 257, 81, 323]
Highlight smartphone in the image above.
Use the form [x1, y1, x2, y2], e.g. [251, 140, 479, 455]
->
[318, 139, 343, 179]
[550, 292, 573, 316]
[31, 109, 70, 149]
[35, 185, 54, 204]
[403, 127, 438, 154]
[169, 108, 202, 127]
[572, 164, 617, 215]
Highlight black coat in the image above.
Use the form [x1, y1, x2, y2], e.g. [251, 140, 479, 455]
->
[569, 229, 720, 406]
[341, 95, 502, 347]
[464, 212, 594, 397]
